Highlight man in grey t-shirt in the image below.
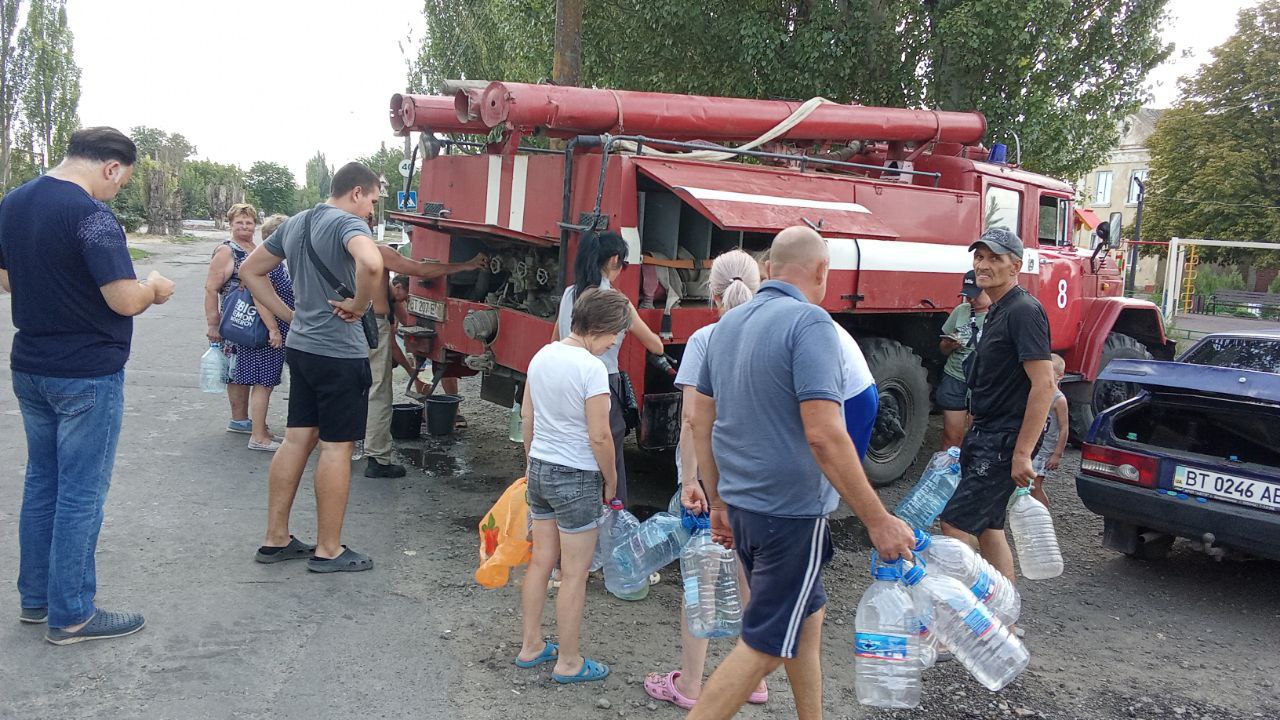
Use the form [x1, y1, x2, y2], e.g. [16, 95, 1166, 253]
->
[687, 227, 914, 720]
[241, 162, 385, 574]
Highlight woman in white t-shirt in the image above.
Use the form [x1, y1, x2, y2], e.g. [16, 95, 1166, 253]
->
[645, 250, 770, 709]
[553, 231, 664, 505]
[515, 288, 632, 685]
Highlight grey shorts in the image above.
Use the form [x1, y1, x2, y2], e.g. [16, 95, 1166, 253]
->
[935, 373, 969, 412]
[526, 457, 604, 534]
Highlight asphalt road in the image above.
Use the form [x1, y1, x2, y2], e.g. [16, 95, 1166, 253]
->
[1, 237, 1276, 719]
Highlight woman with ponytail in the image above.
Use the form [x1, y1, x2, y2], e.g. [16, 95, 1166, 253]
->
[644, 249, 771, 709]
[552, 231, 664, 506]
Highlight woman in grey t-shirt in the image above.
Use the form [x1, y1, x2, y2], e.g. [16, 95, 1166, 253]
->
[552, 231, 664, 505]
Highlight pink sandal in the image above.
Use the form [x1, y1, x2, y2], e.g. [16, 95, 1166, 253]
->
[748, 682, 769, 705]
[644, 670, 697, 710]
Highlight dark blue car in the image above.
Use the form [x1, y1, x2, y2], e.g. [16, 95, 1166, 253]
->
[1075, 332, 1280, 561]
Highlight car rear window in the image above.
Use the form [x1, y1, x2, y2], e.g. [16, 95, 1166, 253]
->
[1181, 337, 1280, 374]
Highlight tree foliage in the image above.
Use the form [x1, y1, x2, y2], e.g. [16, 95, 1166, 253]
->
[245, 161, 297, 215]
[1144, 0, 1280, 267]
[413, 0, 1171, 180]
[19, 0, 78, 167]
[126, 126, 195, 235]
[305, 150, 332, 198]
[0, 0, 24, 190]
[357, 142, 402, 192]
[181, 159, 243, 224]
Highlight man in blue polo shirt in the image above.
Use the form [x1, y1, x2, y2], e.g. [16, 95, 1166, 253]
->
[1, 127, 175, 645]
[688, 226, 914, 720]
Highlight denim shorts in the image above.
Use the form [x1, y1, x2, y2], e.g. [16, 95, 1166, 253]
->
[526, 457, 603, 533]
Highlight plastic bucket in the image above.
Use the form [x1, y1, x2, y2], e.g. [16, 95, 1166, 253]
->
[390, 402, 424, 440]
[424, 394, 462, 436]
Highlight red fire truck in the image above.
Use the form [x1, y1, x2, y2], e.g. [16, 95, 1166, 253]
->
[386, 81, 1174, 485]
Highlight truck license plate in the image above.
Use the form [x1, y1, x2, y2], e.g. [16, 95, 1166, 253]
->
[1172, 465, 1280, 513]
[406, 295, 446, 322]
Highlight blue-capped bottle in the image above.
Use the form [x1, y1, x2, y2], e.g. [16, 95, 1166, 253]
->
[602, 501, 649, 600]
[894, 447, 962, 530]
[680, 512, 742, 639]
[913, 530, 1020, 625]
[900, 563, 1028, 691]
[855, 555, 922, 708]
[610, 511, 691, 588]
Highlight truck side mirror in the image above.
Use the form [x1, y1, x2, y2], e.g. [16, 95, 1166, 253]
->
[1094, 221, 1110, 249]
[1107, 211, 1123, 249]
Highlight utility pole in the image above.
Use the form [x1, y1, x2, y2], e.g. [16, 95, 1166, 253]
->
[552, 0, 582, 87]
[1124, 177, 1145, 297]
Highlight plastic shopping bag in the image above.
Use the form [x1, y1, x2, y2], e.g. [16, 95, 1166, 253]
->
[475, 477, 533, 589]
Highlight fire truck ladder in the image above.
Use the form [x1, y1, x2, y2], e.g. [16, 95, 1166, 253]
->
[1181, 245, 1199, 314]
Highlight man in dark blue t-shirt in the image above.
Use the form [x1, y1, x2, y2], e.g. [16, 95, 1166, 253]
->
[0, 127, 174, 645]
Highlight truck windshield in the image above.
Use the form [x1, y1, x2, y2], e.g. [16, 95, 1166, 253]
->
[1181, 337, 1280, 374]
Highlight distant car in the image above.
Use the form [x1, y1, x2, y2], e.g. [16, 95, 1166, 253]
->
[1075, 332, 1280, 561]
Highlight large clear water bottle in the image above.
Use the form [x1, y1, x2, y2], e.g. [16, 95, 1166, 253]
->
[610, 511, 691, 587]
[603, 504, 649, 600]
[855, 557, 922, 708]
[911, 597, 938, 669]
[901, 563, 1028, 691]
[200, 343, 227, 393]
[895, 447, 962, 530]
[590, 503, 613, 573]
[680, 514, 742, 639]
[1008, 487, 1064, 580]
[507, 401, 523, 443]
[913, 530, 1021, 625]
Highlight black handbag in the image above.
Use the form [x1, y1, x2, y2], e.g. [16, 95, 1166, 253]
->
[301, 206, 379, 349]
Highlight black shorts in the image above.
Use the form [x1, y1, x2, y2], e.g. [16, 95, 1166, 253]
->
[729, 506, 833, 659]
[285, 348, 372, 442]
[935, 373, 969, 412]
[938, 427, 1018, 534]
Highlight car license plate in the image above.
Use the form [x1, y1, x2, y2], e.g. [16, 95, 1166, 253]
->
[406, 295, 446, 322]
[1172, 465, 1280, 513]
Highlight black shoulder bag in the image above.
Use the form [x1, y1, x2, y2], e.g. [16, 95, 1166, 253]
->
[301, 206, 379, 349]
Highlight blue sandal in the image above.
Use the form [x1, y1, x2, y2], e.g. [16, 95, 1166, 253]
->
[553, 656, 610, 684]
[514, 640, 558, 668]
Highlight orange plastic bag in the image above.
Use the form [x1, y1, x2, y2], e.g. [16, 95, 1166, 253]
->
[475, 477, 533, 589]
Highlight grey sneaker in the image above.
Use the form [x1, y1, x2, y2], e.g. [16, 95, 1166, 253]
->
[19, 607, 47, 624]
[45, 610, 145, 646]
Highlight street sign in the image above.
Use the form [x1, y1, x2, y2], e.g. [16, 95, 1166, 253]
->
[398, 159, 413, 177]
[396, 190, 418, 210]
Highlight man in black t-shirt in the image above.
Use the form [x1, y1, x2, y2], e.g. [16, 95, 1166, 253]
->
[939, 227, 1055, 595]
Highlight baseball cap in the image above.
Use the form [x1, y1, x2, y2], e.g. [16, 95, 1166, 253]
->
[959, 270, 981, 298]
[968, 227, 1024, 259]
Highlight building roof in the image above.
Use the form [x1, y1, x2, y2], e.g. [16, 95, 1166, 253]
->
[1119, 108, 1165, 149]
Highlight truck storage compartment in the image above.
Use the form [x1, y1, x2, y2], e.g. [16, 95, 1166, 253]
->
[1111, 393, 1280, 467]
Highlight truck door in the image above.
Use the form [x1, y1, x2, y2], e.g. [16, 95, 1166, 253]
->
[1033, 194, 1082, 350]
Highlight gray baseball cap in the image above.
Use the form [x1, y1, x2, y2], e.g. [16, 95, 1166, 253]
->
[969, 227, 1024, 259]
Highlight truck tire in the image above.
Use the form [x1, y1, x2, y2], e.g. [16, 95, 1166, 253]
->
[1068, 332, 1153, 443]
[858, 337, 930, 488]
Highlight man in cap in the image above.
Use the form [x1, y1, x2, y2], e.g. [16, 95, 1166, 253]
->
[936, 270, 992, 449]
[938, 227, 1055, 594]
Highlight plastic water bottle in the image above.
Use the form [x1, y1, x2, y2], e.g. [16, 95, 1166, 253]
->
[681, 514, 742, 639]
[901, 563, 1028, 691]
[603, 503, 649, 600]
[200, 343, 227, 393]
[507, 401, 523, 443]
[610, 512, 691, 586]
[855, 557, 922, 708]
[911, 598, 938, 669]
[913, 530, 1020, 625]
[895, 447, 962, 529]
[1008, 487, 1064, 580]
[590, 504, 612, 573]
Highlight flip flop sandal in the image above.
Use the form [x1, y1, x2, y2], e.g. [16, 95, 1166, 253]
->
[552, 656, 610, 684]
[644, 670, 696, 710]
[254, 535, 316, 564]
[748, 682, 769, 705]
[307, 546, 373, 573]
[454, 414, 468, 429]
[514, 640, 559, 668]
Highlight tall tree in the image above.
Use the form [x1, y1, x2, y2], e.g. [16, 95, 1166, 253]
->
[305, 150, 332, 199]
[128, 127, 194, 235]
[357, 143, 400, 191]
[413, 0, 1171, 181]
[181, 159, 244, 226]
[0, 0, 24, 191]
[244, 161, 297, 215]
[19, 0, 79, 168]
[1144, 0, 1280, 267]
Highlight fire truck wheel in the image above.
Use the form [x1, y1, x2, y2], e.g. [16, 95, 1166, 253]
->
[1068, 332, 1152, 444]
[858, 337, 930, 487]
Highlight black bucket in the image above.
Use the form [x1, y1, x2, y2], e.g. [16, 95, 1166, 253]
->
[390, 402, 424, 440]
[424, 394, 462, 436]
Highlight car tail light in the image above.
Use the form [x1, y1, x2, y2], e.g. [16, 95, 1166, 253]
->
[1081, 443, 1159, 487]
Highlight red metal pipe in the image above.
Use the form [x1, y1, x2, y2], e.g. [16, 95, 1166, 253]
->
[392, 93, 492, 135]
[475, 81, 987, 145]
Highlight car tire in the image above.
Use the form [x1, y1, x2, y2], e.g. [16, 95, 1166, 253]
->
[858, 337, 930, 488]
[1068, 332, 1153, 443]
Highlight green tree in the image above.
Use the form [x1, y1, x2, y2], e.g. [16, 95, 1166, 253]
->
[0, 0, 25, 191]
[413, 0, 1171, 181]
[245, 161, 297, 215]
[19, 0, 79, 168]
[126, 126, 195, 234]
[181, 159, 243, 223]
[1144, 1, 1280, 267]
[305, 150, 332, 198]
